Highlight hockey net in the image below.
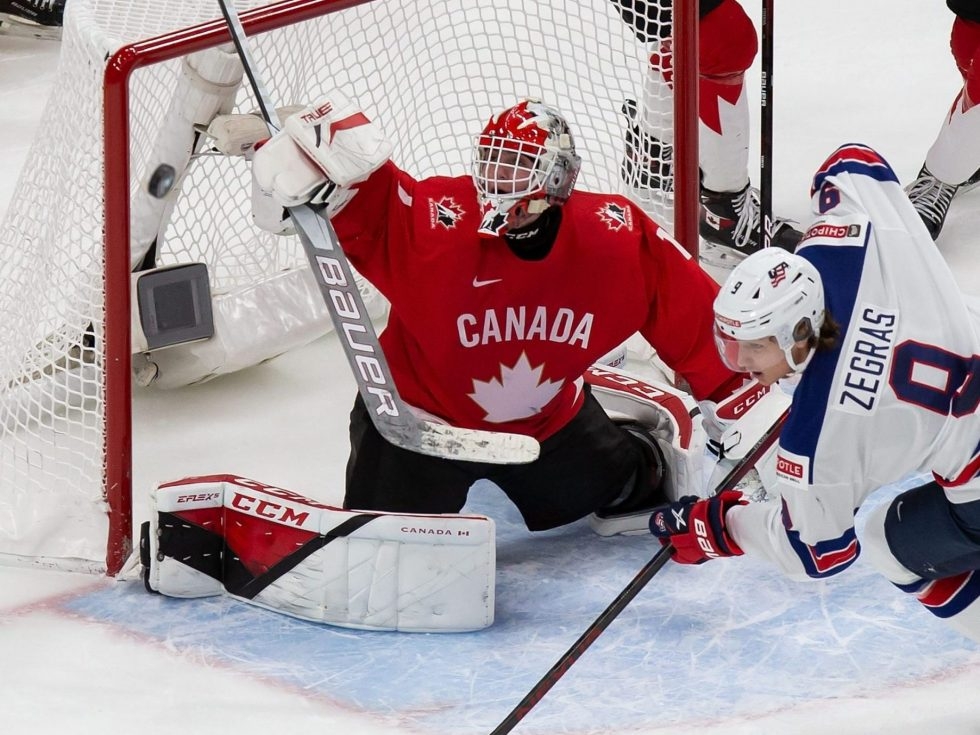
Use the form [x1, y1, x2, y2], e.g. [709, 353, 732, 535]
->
[0, 0, 696, 575]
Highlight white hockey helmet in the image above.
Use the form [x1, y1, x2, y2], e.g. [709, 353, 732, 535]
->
[713, 248, 825, 374]
[472, 99, 582, 237]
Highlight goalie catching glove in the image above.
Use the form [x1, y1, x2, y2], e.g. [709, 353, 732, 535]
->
[251, 89, 393, 214]
[649, 491, 747, 565]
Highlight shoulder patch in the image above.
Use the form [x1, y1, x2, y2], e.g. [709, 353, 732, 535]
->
[596, 201, 633, 232]
[775, 448, 810, 488]
[799, 216, 867, 248]
[429, 196, 465, 230]
[803, 222, 862, 241]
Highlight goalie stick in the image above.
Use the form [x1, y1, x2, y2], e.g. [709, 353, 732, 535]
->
[214, 0, 538, 464]
[488, 407, 788, 735]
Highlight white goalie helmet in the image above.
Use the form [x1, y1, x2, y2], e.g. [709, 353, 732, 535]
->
[472, 99, 582, 237]
[713, 248, 825, 374]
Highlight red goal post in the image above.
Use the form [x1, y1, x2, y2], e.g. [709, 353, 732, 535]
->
[0, 0, 698, 575]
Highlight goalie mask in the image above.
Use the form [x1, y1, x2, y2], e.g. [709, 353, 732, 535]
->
[472, 99, 581, 237]
[713, 249, 825, 375]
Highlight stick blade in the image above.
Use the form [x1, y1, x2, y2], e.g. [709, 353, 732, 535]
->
[398, 422, 540, 464]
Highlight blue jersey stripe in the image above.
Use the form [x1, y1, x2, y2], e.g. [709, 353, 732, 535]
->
[779, 241, 869, 468]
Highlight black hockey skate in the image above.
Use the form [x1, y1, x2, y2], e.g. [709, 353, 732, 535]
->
[589, 423, 669, 537]
[0, 0, 64, 40]
[906, 164, 980, 241]
[965, 167, 980, 190]
[620, 99, 673, 191]
[699, 183, 802, 268]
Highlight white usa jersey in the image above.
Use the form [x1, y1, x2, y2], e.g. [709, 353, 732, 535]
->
[728, 144, 980, 580]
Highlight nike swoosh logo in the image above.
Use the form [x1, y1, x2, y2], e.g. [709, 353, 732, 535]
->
[472, 277, 503, 288]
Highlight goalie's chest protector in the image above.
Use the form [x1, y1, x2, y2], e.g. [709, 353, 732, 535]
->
[382, 177, 652, 437]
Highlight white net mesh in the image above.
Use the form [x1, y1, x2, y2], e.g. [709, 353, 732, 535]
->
[0, 0, 681, 572]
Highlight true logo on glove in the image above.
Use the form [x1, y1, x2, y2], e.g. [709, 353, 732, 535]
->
[300, 101, 334, 123]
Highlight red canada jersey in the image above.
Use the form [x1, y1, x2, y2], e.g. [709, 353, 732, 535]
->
[331, 161, 738, 440]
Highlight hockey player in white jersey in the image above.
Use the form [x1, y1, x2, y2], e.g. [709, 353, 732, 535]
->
[650, 143, 980, 643]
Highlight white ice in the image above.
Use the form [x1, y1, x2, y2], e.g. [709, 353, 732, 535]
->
[2, 2, 980, 734]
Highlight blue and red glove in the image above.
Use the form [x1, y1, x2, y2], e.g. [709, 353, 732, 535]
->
[649, 491, 747, 564]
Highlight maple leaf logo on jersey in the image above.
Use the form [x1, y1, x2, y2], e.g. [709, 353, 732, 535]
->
[429, 197, 465, 230]
[468, 352, 563, 423]
[597, 202, 633, 232]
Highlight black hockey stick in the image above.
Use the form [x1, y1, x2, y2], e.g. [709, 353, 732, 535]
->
[760, 0, 774, 249]
[214, 0, 538, 464]
[488, 407, 788, 735]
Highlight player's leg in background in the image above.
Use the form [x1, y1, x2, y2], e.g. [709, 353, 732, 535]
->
[906, 11, 980, 240]
[697, 0, 803, 259]
[861, 480, 980, 644]
[613, 0, 675, 205]
[0, 0, 64, 40]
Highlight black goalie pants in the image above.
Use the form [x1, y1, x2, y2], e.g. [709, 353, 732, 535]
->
[344, 386, 642, 531]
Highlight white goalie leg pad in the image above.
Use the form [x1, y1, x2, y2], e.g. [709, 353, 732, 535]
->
[131, 45, 244, 269]
[145, 476, 495, 633]
[134, 264, 388, 388]
[145, 480, 225, 598]
[252, 507, 495, 633]
[596, 342, 627, 369]
[585, 364, 707, 501]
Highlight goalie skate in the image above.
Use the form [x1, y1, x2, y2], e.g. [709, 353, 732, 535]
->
[0, 0, 64, 40]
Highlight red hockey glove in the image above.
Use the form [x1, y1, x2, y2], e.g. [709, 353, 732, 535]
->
[648, 491, 747, 565]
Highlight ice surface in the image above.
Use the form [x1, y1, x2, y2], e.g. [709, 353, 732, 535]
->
[2, 2, 980, 734]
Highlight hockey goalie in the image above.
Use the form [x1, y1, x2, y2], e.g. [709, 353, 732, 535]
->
[139, 72, 789, 630]
[142, 364, 724, 632]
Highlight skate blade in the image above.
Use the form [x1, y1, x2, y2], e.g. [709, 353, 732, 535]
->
[960, 178, 980, 195]
[587, 510, 653, 537]
[0, 17, 62, 41]
[698, 240, 751, 271]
